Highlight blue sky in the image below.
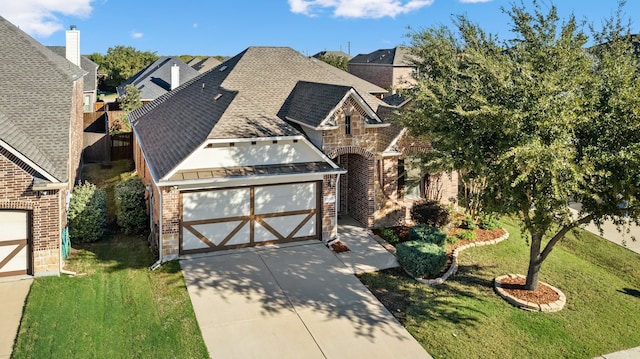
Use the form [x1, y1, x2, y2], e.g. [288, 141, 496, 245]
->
[1, 1, 639, 57]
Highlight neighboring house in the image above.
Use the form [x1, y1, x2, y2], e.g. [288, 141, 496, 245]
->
[117, 56, 199, 103]
[130, 46, 456, 263]
[187, 56, 222, 73]
[0, 16, 85, 277]
[47, 26, 99, 113]
[348, 46, 418, 93]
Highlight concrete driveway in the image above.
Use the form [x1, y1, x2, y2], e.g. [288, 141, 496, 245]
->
[181, 241, 431, 359]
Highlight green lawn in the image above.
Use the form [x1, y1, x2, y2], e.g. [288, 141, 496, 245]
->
[12, 235, 208, 359]
[359, 217, 640, 359]
[12, 159, 208, 358]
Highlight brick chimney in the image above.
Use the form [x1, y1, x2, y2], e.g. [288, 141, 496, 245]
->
[65, 25, 81, 67]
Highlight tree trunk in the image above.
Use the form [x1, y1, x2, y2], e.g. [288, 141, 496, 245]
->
[525, 234, 543, 291]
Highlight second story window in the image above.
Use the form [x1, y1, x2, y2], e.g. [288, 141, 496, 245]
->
[345, 115, 351, 135]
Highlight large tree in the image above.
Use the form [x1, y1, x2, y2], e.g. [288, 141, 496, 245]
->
[399, 1, 640, 290]
[88, 46, 158, 88]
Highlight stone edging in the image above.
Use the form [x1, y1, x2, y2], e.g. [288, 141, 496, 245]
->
[493, 274, 566, 313]
[370, 228, 509, 286]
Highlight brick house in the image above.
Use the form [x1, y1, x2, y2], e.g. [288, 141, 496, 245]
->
[348, 47, 417, 93]
[0, 16, 86, 277]
[130, 47, 456, 263]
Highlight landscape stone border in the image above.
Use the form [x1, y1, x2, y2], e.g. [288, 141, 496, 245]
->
[493, 274, 566, 313]
[370, 228, 510, 286]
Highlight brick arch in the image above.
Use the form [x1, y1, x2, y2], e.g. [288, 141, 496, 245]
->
[327, 146, 375, 161]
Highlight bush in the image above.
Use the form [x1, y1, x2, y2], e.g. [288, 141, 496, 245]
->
[397, 241, 447, 278]
[479, 214, 501, 230]
[380, 228, 400, 246]
[457, 229, 476, 241]
[410, 200, 450, 228]
[447, 236, 459, 245]
[461, 214, 477, 230]
[115, 176, 148, 235]
[69, 181, 106, 243]
[409, 224, 447, 247]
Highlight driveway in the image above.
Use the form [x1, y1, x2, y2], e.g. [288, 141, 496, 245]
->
[570, 203, 640, 255]
[181, 241, 431, 359]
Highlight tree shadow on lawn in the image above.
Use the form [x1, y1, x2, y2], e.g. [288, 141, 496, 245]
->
[69, 232, 155, 273]
[618, 287, 640, 299]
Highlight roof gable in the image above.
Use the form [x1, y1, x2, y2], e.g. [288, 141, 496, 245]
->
[349, 46, 416, 67]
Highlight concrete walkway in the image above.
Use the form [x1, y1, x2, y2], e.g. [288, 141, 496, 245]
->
[181, 232, 430, 358]
[0, 278, 32, 359]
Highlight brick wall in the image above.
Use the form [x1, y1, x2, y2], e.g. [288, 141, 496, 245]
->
[161, 187, 180, 260]
[348, 63, 394, 90]
[133, 135, 163, 258]
[69, 79, 85, 186]
[322, 174, 338, 241]
[0, 153, 63, 275]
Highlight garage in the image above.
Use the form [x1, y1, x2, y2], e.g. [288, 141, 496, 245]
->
[181, 181, 321, 254]
[0, 210, 30, 277]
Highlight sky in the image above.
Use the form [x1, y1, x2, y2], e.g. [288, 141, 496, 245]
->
[1, 0, 639, 58]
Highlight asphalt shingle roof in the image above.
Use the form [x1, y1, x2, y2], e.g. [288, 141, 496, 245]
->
[47, 46, 98, 92]
[117, 56, 200, 100]
[189, 57, 223, 73]
[131, 46, 393, 181]
[278, 81, 352, 128]
[0, 16, 86, 182]
[349, 46, 416, 66]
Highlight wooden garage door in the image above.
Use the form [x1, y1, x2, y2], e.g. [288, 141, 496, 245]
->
[0, 210, 30, 277]
[181, 181, 321, 254]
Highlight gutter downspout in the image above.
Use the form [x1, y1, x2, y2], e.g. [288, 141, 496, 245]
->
[60, 189, 76, 276]
[326, 173, 341, 246]
[150, 184, 163, 270]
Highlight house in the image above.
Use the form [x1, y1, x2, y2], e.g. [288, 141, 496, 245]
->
[187, 56, 223, 73]
[47, 26, 99, 113]
[130, 46, 456, 263]
[348, 46, 417, 93]
[117, 56, 200, 103]
[0, 16, 85, 277]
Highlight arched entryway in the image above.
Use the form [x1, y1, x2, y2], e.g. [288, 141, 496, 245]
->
[329, 147, 375, 227]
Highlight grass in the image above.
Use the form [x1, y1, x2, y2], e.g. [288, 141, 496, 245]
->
[80, 159, 135, 221]
[12, 235, 208, 358]
[12, 159, 208, 358]
[359, 216, 640, 359]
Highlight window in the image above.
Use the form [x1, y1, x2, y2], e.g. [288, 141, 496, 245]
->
[345, 115, 351, 135]
[84, 95, 91, 112]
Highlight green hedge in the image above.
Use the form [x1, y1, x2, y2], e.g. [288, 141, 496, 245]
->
[410, 200, 450, 228]
[69, 181, 106, 243]
[115, 176, 148, 235]
[380, 228, 400, 246]
[409, 224, 447, 247]
[397, 241, 447, 278]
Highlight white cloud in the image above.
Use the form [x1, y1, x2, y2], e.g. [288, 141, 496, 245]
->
[459, 0, 492, 3]
[0, 0, 93, 37]
[289, 0, 434, 19]
[193, 23, 198, 28]
[130, 31, 143, 39]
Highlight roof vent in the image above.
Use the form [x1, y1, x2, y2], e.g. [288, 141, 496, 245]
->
[214, 93, 222, 101]
[219, 65, 227, 72]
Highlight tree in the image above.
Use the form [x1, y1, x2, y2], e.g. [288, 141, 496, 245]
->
[318, 53, 349, 71]
[398, 0, 640, 290]
[120, 84, 142, 113]
[89, 46, 158, 87]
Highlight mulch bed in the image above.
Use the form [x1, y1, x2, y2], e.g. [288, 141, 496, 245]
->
[498, 276, 560, 304]
[330, 240, 350, 253]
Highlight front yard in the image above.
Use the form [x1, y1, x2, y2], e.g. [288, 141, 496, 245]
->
[12, 160, 208, 358]
[359, 216, 640, 358]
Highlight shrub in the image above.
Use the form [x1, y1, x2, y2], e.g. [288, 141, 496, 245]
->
[115, 176, 148, 235]
[409, 224, 447, 247]
[461, 214, 477, 230]
[380, 228, 400, 246]
[69, 181, 107, 243]
[410, 200, 450, 228]
[447, 236, 459, 245]
[457, 229, 476, 241]
[479, 214, 501, 230]
[397, 241, 447, 278]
